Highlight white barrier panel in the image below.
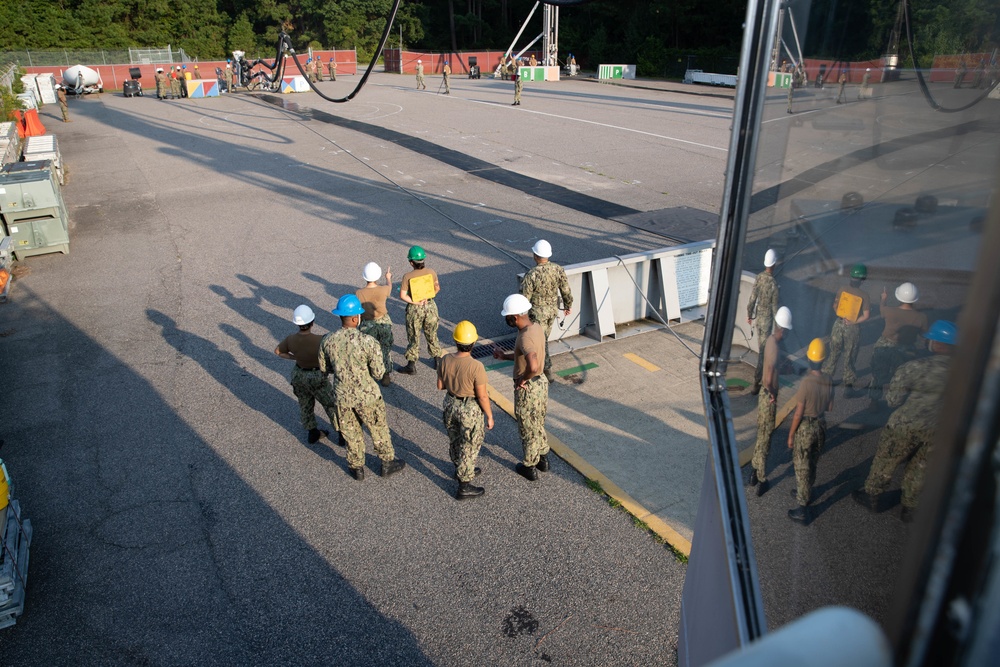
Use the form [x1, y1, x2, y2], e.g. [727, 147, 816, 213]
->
[522, 240, 715, 343]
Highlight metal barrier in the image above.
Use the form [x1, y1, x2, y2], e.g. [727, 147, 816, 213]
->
[523, 240, 716, 345]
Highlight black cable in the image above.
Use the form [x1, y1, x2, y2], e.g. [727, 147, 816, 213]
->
[279, 0, 402, 104]
[903, 0, 997, 113]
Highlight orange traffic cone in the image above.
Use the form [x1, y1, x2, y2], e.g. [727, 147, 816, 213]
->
[23, 109, 46, 137]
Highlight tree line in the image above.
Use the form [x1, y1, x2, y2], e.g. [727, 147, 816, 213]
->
[1, 1, 996, 76]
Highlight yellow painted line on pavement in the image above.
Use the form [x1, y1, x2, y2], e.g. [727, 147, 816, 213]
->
[487, 384, 692, 557]
[623, 353, 661, 372]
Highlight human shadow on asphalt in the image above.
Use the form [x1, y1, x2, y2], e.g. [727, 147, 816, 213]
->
[2, 299, 433, 663]
[147, 309, 304, 439]
[808, 459, 879, 522]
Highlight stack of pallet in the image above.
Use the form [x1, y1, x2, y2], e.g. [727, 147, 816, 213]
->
[0, 462, 32, 630]
[0, 122, 19, 168]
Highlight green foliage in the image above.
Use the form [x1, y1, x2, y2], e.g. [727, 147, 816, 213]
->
[0, 65, 26, 122]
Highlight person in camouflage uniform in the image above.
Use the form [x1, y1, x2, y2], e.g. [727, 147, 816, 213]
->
[356, 262, 394, 386]
[853, 321, 956, 522]
[319, 295, 406, 481]
[822, 264, 871, 388]
[438, 321, 494, 500]
[519, 239, 573, 382]
[749, 306, 792, 496]
[868, 282, 927, 407]
[746, 249, 779, 394]
[494, 294, 550, 481]
[787, 339, 834, 524]
[275, 305, 344, 446]
[399, 246, 443, 374]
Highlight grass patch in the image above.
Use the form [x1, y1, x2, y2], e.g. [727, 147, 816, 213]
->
[585, 478, 688, 564]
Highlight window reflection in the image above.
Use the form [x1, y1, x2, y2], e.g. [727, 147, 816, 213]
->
[735, 0, 998, 631]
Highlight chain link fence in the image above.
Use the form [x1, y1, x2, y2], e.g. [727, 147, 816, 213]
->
[1, 64, 18, 93]
[0, 47, 191, 68]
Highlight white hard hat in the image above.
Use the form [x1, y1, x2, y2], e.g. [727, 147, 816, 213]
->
[362, 262, 382, 282]
[417, 59, 422, 63]
[895, 282, 919, 304]
[764, 248, 778, 267]
[866, 68, 871, 72]
[501, 294, 532, 316]
[293, 304, 315, 325]
[774, 306, 793, 330]
[532, 239, 552, 258]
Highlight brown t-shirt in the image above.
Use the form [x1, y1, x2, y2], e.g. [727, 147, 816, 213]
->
[514, 322, 545, 380]
[833, 285, 870, 323]
[880, 306, 928, 345]
[278, 332, 323, 369]
[438, 354, 487, 398]
[794, 373, 833, 418]
[356, 284, 391, 320]
[400, 267, 439, 302]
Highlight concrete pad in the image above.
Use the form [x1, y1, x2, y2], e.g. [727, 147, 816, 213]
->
[487, 322, 709, 548]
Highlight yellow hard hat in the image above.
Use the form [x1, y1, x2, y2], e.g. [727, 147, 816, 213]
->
[807, 338, 828, 363]
[453, 320, 478, 345]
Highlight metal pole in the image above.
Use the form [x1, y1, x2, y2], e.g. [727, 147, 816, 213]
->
[506, 1, 540, 59]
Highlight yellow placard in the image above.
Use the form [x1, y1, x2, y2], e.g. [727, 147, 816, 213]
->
[836, 291, 863, 322]
[408, 273, 436, 302]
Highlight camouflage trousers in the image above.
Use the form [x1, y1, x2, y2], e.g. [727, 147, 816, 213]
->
[443, 394, 485, 483]
[534, 310, 556, 373]
[359, 315, 394, 374]
[404, 300, 442, 362]
[59, 101, 69, 121]
[792, 417, 825, 506]
[514, 376, 549, 466]
[863, 424, 932, 510]
[336, 399, 395, 469]
[753, 324, 771, 386]
[751, 391, 777, 482]
[822, 319, 861, 385]
[869, 338, 916, 401]
[291, 366, 339, 432]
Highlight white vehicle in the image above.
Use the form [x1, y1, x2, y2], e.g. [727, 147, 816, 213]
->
[62, 65, 104, 94]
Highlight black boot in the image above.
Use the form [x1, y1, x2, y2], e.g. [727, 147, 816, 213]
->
[400, 361, 416, 375]
[756, 479, 770, 497]
[516, 463, 538, 481]
[456, 482, 485, 500]
[788, 505, 811, 524]
[381, 459, 406, 477]
[900, 506, 915, 523]
[349, 467, 365, 481]
[749, 469, 759, 486]
[852, 489, 882, 513]
[307, 428, 328, 444]
[536, 455, 550, 472]
[381, 372, 392, 386]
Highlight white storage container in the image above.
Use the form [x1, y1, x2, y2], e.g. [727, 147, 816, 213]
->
[22, 136, 64, 185]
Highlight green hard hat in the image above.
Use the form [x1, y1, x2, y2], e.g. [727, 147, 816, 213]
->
[850, 263, 867, 279]
[408, 245, 426, 261]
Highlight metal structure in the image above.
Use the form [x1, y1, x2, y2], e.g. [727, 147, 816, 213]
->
[0, 161, 70, 260]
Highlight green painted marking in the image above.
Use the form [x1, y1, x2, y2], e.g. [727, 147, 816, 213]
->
[557, 363, 598, 376]
[726, 378, 749, 389]
[485, 360, 514, 371]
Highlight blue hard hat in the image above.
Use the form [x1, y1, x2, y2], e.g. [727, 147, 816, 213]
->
[332, 295, 364, 317]
[924, 320, 957, 345]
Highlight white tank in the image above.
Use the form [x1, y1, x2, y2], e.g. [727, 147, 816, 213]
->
[63, 65, 103, 93]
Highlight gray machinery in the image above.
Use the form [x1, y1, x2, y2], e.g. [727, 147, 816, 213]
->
[0, 160, 70, 260]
